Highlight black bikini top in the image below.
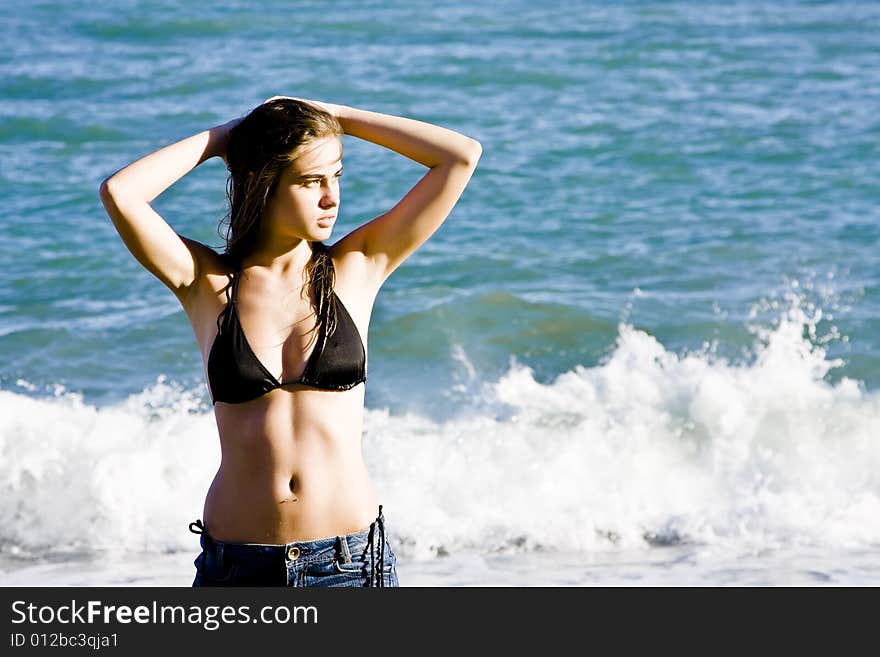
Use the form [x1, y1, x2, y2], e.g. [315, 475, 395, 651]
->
[207, 271, 366, 405]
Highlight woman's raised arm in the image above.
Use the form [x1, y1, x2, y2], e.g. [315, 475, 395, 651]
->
[322, 102, 482, 285]
[98, 118, 239, 299]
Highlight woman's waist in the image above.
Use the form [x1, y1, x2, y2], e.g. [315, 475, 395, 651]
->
[193, 507, 389, 564]
[210, 455, 372, 499]
[203, 465, 378, 543]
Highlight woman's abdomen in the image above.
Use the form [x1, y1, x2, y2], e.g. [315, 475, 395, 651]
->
[206, 390, 377, 542]
[203, 438, 379, 543]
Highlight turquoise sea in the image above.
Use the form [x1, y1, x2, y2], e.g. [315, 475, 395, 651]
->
[1, 1, 879, 585]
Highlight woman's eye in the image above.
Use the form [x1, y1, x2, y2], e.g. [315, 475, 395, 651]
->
[302, 174, 340, 187]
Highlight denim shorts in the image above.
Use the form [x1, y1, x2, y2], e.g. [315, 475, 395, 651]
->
[189, 505, 399, 587]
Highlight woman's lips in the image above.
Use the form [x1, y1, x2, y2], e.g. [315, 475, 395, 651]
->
[317, 216, 335, 227]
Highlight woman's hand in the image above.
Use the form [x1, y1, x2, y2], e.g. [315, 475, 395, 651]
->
[212, 117, 244, 167]
[99, 116, 248, 296]
[326, 104, 481, 288]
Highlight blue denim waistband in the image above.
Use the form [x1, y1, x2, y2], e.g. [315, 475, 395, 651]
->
[190, 505, 389, 585]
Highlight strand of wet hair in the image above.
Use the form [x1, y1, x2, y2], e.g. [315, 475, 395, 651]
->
[305, 241, 338, 338]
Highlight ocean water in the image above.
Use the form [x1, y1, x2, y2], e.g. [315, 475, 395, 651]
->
[1, 1, 879, 586]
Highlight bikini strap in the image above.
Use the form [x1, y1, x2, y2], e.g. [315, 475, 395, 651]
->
[216, 272, 237, 331]
[230, 270, 241, 304]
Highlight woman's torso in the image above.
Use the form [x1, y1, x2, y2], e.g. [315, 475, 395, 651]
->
[181, 245, 380, 543]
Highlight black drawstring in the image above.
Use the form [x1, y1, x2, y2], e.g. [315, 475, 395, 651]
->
[377, 506, 385, 588]
[190, 519, 223, 582]
[365, 505, 386, 587]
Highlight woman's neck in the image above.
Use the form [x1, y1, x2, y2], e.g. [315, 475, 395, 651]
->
[243, 237, 314, 276]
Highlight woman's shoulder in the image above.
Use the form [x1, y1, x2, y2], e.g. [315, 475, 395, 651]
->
[180, 237, 235, 278]
[329, 238, 370, 281]
[328, 238, 381, 308]
[176, 238, 237, 313]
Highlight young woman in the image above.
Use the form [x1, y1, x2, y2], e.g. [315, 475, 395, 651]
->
[99, 97, 481, 587]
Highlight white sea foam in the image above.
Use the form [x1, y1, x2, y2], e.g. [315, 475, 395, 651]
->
[1, 298, 878, 564]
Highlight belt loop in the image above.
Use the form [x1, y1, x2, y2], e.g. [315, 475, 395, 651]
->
[338, 535, 353, 564]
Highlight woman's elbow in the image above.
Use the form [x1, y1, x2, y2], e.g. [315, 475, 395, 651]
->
[98, 178, 116, 213]
[461, 138, 482, 168]
[99, 176, 119, 205]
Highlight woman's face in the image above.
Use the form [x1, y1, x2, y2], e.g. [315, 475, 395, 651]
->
[264, 135, 343, 242]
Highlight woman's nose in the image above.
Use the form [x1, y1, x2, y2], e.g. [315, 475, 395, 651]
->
[320, 185, 338, 207]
